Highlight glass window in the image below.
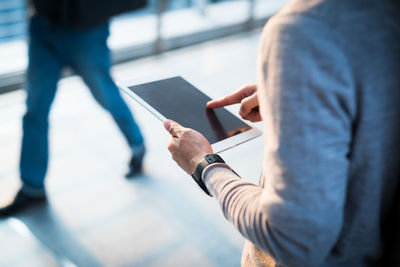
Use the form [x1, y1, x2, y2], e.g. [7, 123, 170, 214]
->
[0, 0, 26, 43]
[0, 0, 288, 93]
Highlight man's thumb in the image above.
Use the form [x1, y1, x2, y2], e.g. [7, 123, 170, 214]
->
[164, 119, 182, 137]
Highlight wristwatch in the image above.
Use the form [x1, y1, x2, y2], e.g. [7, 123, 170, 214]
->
[191, 154, 225, 196]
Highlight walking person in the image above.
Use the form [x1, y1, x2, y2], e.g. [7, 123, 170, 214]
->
[0, 0, 147, 217]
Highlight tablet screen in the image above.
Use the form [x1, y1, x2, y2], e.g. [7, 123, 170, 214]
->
[128, 76, 252, 144]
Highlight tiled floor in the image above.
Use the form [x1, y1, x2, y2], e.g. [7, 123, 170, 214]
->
[0, 29, 265, 267]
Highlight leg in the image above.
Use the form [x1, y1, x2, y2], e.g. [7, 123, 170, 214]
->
[20, 16, 63, 191]
[67, 23, 144, 149]
[1, 16, 62, 217]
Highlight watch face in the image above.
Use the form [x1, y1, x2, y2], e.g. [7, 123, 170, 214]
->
[205, 154, 224, 164]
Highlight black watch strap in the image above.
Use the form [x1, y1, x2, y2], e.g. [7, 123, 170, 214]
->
[191, 154, 225, 196]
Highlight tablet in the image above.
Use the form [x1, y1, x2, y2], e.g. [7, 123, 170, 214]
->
[118, 76, 261, 153]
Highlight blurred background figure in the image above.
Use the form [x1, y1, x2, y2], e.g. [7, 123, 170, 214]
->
[0, 0, 148, 217]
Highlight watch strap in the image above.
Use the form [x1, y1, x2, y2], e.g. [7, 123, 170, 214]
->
[191, 154, 225, 196]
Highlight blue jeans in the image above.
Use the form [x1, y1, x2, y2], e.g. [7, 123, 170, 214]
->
[20, 16, 144, 192]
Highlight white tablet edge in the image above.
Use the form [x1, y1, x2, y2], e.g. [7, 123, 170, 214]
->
[117, 78, 262, 153]
[211, 127, 262, 153]
[118, 80, 167, 122]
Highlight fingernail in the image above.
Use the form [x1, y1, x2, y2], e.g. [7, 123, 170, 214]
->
[163, 120, 171, 130]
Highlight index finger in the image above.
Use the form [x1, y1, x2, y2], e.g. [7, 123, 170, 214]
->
[207, 90, 244, 109]
[207, 85, 256, 109]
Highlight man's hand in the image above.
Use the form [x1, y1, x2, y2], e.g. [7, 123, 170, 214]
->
[207, 83, 262, 122]
[164, 120, 213, 174]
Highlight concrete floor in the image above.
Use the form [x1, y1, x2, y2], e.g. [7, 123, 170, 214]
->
[0, 29, 265, 267]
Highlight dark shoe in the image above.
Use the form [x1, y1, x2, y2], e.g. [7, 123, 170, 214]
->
[0, 189, 46, 218]
[125, 146, 145, 178]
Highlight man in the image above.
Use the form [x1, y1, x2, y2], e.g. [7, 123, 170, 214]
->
[164, 0, 400, 266]
[0, 0, 147, 216]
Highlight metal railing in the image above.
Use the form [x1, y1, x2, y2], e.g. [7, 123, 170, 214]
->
[0, 0, 280, 94]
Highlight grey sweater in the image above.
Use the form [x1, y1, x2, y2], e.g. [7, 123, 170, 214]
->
[203, 0, 400, 266]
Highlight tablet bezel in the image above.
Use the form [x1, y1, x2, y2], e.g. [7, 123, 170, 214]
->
[118, 77, 262, 153]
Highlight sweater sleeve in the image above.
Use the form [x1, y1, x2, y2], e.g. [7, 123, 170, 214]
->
[203, 14, 355, 266]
